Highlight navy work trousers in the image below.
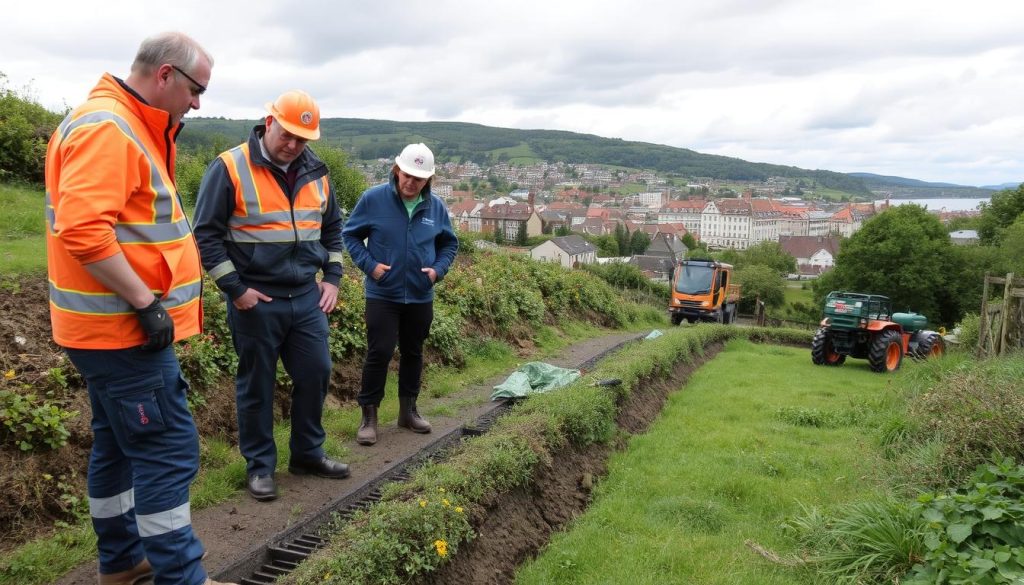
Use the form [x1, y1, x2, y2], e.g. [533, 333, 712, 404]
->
[65, 345, 207, 585]
[358, 298, 433, 406]
[227, 285, 331, 476]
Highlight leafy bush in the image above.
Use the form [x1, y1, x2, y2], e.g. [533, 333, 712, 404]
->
[907, 458, 1024, 584]
[904, 355, 1024, 488]
[0, 390, 78, 451]
[0, 75, 62, 184]
[425, 305, 466, 366]
[955, 312, 980, 353]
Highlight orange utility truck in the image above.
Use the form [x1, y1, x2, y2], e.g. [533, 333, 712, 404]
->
[668, 260, 741, 325]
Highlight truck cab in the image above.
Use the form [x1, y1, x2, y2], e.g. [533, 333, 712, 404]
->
[668, 260, 740, 325]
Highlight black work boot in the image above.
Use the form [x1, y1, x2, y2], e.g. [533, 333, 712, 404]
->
[356, 404, 378, 446]
[397, 396, 431, 434]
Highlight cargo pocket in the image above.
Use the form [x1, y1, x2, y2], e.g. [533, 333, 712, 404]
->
[107, 371, 167, 442]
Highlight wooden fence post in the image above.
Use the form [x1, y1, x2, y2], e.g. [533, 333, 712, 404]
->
[1000, 273, 1015, 356]
[978, 272, 990, 357]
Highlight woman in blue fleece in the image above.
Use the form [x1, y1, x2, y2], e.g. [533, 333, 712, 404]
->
[342, 143, 459, 446]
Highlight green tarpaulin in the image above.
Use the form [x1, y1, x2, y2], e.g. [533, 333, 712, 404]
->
[491, 362, 581, 400]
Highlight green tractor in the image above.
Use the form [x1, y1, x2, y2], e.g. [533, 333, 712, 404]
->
[811, 291, 945, 373]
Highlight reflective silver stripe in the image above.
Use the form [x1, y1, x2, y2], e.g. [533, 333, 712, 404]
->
[228, 146, 261, 214]
[208, 260, 237, 281]
[328, 252, 344, 264]
[89, 488, 134, 519]
[45, 191, 56, 235]
[227, 209, 322, 229]
[136, 501, 191, 538]
[314, 177, 328, 211]
[228, 228, 321, 243]
[49, 280, 201, 315]
[115, 220, 191, 244]
[49, 111, 188, 241]
[229, 210, 294, 226]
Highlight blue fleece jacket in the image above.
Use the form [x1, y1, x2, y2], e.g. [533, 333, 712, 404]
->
[342, 174, 458, 303]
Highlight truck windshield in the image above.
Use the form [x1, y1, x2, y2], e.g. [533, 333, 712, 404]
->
[675, 265, 714, 294]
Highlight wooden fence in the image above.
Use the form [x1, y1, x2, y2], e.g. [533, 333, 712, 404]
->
[978, 272, 1024, 357]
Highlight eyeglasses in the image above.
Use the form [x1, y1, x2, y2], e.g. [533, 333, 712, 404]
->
[171, 65, 206, 96]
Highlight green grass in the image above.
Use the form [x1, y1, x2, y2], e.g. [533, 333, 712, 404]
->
[0, 182, 46, 275]
[783, 282, 814, 306]
[516, 339, 892, 585]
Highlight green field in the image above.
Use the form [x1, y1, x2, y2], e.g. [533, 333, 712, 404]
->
[516, 339, 892, 585]
[0, 183, 46, 275]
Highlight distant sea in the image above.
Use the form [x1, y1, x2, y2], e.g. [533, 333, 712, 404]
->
[873, 197, 989, 212]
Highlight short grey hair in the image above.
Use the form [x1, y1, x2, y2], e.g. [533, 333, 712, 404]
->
[131, 31, 213, 74]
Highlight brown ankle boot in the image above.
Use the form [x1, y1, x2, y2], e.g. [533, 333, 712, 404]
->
[356, 404, 378, 445]
[397, 396, 431, 433]
[98, 559, 152, 585]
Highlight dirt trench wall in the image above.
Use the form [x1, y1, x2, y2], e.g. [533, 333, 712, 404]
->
[417, 344, 722, 585]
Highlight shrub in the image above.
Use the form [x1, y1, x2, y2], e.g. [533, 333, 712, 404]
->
[904, 356, 1024, 488]
[0, 390, 78, 451]
[907, 458, 1024, 584]
[954, 312, 980, 353]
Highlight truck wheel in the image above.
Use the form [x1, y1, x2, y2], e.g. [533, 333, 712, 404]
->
[915, 332, 945, 360]
[671, 314, 683, 326]
[868, 330, 903, 373]
[811, 327, 845, 366]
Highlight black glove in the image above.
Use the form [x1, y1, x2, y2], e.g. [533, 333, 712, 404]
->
[135, 298, 175, 351]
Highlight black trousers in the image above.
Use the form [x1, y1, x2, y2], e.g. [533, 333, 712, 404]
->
[358, 298, 434, 406]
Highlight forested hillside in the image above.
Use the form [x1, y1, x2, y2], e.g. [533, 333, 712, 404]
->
[182, 117, 873, 194]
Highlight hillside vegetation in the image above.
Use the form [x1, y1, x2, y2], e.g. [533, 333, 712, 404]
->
[181, 117, 872, 195]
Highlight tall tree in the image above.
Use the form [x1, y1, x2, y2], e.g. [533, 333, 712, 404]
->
[741, 241, 797, 274]
[977, 184, 1024, 244]
[629, 230, 651, 255]
[614, 223, 629, 256]
[735, 264, 785, 314]
[827, 204, 967, 326]
[515, 221, 528, 246]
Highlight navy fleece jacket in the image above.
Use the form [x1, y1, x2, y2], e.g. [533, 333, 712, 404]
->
[342, 174, 458, 303]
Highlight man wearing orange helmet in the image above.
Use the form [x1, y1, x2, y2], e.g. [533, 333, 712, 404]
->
[193, 90, 349, 502]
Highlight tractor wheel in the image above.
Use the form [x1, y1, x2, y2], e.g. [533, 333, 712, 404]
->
[811, 327, 845, 366]
[868, 330, 903, 373]
[915, 332, 945, 360]
[671, 314, 683, 326]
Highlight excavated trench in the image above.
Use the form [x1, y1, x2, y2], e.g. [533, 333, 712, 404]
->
[226, 342, 721, 585]
[50, 332, 716, 585]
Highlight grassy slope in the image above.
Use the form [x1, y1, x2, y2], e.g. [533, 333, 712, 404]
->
[0, 183, 46, 275]
[516, 339, 891, 585]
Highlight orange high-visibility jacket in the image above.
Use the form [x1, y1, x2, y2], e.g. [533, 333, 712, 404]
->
[45, 74, 203, 349]
[218, 142, 331, 244]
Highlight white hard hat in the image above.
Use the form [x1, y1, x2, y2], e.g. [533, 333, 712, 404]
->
[395, 143, 435, 179]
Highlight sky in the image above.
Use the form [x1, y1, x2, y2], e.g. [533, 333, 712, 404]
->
[2, 0, 1022, 187]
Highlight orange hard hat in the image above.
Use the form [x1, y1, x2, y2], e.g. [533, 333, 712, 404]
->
[265, 90, 320, 140]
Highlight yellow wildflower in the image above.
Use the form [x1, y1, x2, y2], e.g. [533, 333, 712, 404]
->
[4, 369, 14, 380]
[434, 539, 448, 558]
[419, 499, 427, 508]
[437, 486, 445, 493]
[442, 498, 451, 507]
[455, 506, 464, 514]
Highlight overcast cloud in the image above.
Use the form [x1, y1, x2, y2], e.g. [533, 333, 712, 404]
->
[2, 0, 1022, 186]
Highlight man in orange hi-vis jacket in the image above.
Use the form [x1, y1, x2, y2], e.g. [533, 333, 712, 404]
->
[45, 32, 234, 585]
